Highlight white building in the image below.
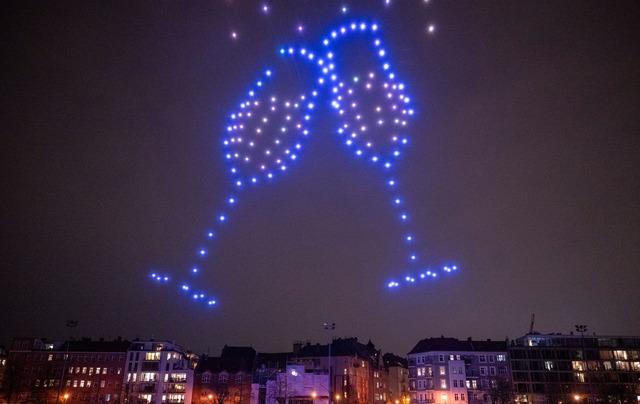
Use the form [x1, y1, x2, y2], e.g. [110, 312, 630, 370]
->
[254, 364, 329, 404]
[123, 340, 195, 404]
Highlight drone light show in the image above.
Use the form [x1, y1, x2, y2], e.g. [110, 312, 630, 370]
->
[151, 9, 458, 306]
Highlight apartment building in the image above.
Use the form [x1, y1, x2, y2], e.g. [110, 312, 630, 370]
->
[194, 346, 255, 404]
[5, 337, 129, 404]
[407, 337, 510, 404]
[510, 332, 640, 403]
[293, 338, 387, 404]
[123, 340, 195, 404]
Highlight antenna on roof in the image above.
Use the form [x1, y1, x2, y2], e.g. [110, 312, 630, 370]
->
[529, 313, 535, 334]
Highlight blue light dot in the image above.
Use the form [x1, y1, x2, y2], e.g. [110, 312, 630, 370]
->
[192, 267, 198, 273]
[208, 300, 216, 306]
[208, 232, 214, 238]
[228, 198, 235, 204]
[219, 215, 226, 222]
[199, 249, 206, 256]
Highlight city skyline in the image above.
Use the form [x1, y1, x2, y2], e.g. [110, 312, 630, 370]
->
[1, 1, 639, 355]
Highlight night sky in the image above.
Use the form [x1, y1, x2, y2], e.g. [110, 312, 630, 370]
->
[2, 1, 639, 356]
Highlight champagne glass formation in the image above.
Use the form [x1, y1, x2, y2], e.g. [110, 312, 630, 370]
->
[151, 20, 457, 305]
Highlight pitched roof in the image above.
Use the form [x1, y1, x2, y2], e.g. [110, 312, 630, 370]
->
[382, 353, 407, 369]
[408, 337, 507, 355]
[296, 337, 377, 361]
[197, 355, 253, 374]
[221, 345, 256, 359]
[60, 339, 131, 352]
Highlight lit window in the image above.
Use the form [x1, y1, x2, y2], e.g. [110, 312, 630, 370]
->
[439, 366, 446, 375]
[145, 352, 161, 361]
[440, 380, 447, 389]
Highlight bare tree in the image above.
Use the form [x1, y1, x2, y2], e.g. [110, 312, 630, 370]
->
[211, 380, 230, 404]
[488, 378, 514, 404]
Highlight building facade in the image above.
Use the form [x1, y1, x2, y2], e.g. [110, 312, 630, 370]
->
[258, 364, 329, 404]
[384, 353, 409, 404]
[4, 337, 129, 404]
[510, 332, 640, 403]
[194, 346, 255, 404]
[407, 337, 510, 404]
[293, 338, 386, 404]
[123, 340, 195, 404]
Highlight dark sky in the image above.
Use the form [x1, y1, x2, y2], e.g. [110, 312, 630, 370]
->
[2, 1, 639, 356]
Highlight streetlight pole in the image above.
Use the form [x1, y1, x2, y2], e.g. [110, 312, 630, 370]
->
[324, 322, 335, 404]
[56, 321, 78, 404]
[574, 325, 594, 403]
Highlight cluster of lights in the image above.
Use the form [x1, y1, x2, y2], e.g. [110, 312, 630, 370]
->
[387, 266, 457, 288]
[153, 18, 456, 305]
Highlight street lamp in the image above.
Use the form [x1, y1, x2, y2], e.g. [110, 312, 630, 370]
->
[575, 325, 594, 403]
[56, 321, 78, 404]
[324, 322, 335, 404]
[442, 393, 447, 404]
[311, 391, 317, 404]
